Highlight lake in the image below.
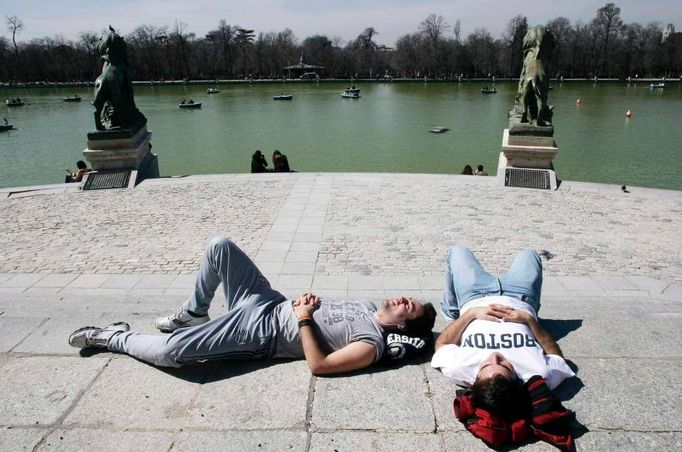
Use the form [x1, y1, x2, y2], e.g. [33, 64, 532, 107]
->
[1, 81, 681, 190]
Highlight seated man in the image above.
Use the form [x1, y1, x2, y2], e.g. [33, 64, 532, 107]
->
[431, 245, 574, 420]
[69, 236, 436, 375]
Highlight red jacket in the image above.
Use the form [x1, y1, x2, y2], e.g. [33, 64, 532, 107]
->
[453, 375, 574, 450]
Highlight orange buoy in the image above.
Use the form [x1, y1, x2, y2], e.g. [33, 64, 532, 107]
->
[576, 97, 581, 104]
[626, 109, 632, 117]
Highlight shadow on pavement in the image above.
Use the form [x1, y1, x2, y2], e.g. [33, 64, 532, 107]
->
[540, 318, 583, 341]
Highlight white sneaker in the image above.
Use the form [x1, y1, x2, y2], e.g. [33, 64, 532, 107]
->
[68, 322, 130, 348]
[155, 307, 209, 333]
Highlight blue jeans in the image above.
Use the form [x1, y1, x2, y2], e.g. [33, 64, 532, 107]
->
[441, 246, 543, 320]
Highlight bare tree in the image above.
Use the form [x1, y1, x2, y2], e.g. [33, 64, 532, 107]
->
[453, 19, 461, 43]
[595, 2, 623, 75]
[503, 15, 528, 77]
[6, 14, 24, 79]
[419, 14, 450, 44]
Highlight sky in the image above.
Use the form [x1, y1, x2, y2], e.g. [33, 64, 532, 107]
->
[2, 0, 680, 46]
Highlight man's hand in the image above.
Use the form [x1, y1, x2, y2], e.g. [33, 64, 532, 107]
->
[293, 293, 320, 319]
[489, 304, 533, 324]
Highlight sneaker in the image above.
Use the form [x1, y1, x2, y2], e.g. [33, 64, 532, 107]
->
[155, 307, 209, 333]
[68, 322, 130, 349]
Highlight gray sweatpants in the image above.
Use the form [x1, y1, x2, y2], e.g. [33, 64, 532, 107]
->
[108, 236, 287, 367]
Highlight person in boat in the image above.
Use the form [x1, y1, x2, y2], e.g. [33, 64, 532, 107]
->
[251, 150, 271, 173]
[432, 245, 574, 422]
[461, 165, 473, 175]
[65, 160, 91, 183]
[68, 236, 436, 375]
[180, 99, 186, 104]
[475, 165, 488, 176]
[272, 150, 291, 172]
[189, 99, 195, 104]
[3, 118, 8, 125]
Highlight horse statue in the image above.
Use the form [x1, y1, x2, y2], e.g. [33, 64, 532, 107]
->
[93, 26, 146, 132]
[511, 26, 555, 127]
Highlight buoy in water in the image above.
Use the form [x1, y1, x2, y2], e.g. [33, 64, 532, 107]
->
[576, 98, 581, 104]
[626, 109, 632, 118]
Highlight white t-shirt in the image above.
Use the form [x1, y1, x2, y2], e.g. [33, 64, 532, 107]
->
[431, 296, 574, 389]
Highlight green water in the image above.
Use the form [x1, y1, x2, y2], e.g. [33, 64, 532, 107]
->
[1, 82, 681, 190]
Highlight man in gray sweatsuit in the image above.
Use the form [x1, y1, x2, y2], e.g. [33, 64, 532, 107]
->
[69, 236, 436, 375]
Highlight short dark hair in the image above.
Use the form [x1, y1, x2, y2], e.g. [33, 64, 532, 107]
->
[76, 160, 87, 169]
[403, 302, 436, 336]
[471, 375, 530, 421]
[477, 164, 484, 171]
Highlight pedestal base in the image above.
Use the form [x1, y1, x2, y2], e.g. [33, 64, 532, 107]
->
[498, 129, 558, 190]
[82, 125, 158, 185]
[501, 129, 558, 169]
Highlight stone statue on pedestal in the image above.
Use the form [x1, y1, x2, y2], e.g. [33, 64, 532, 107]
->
[92, 26, 146, 135]
[498, 25, 559, 188]
[82, 26, 158, 184]
[510, 26, 555, 131]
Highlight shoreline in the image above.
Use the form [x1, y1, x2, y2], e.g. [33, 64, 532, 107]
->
[1, 77, 679, 89]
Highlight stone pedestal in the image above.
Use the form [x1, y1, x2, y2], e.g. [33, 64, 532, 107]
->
[498, 129, 559, 190]
[500, 129, 558, 169]
[83, 125, 158, 183]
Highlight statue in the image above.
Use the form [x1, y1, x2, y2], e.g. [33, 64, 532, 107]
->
[510, 26, 555, 128]
[92, 26, 146, 133]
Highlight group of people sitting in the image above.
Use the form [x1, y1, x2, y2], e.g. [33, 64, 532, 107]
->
[462, 164, 489, 176]
[69, 236, 576, 449]
[251, 149, 293, 173]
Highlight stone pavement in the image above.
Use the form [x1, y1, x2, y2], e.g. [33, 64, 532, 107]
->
[0, 173, 681, 451]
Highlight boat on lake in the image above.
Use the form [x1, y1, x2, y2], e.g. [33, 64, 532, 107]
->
[341, 88, 360, 99]
[480, 86, 497, 94]
[430, 126, 449, 133]
[178, 100, 202, 109]
[273, 94, 293, 100]
[650, 82, 665, 89]
[63, 95, 81, 102]
[5, 98, 24, 107]
[206, 87, 221, 94]
[0, 122, 13, 132]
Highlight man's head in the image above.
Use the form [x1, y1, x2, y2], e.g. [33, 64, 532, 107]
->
[477, 164, 484, 172]
[76, 160, 87, 170]
[472, 352, 530, 421]
[376, 297, 436, 336]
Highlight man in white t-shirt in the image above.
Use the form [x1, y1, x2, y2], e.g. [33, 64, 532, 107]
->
[431, 245, 574, 420]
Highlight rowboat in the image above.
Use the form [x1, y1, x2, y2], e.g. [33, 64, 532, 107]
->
[273, 94, 293, 100]
[178, 101, 202, 109]
[341, 89, 360, 99]
[430, 126, 449, 134]
[206, 87, 221, 94]
[480, 86, 497, 94]
[5, 98, 24, 107]
[0, 122, 13, 132]
[63, 95, 82, 102]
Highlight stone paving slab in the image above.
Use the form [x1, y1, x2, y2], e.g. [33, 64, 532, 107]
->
[186, 361, 310, 430]
[310, 432, 443, 451]
[556, 358, 682, 431]
[0, 428, 47, 452]
[39, 429, 175, 451]
[312, 365, 434, 431]
[63, 358, 199, 430]
[0, 356, 108, 426]
[175, 431, 307, 452]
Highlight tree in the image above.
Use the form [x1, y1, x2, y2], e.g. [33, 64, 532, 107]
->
[503, 15, 527, 77]
[546, 17, 571, 77]
[595, 2, 623, 75]
[418, 14, 450, 44]
[6, 14, 24, 80]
